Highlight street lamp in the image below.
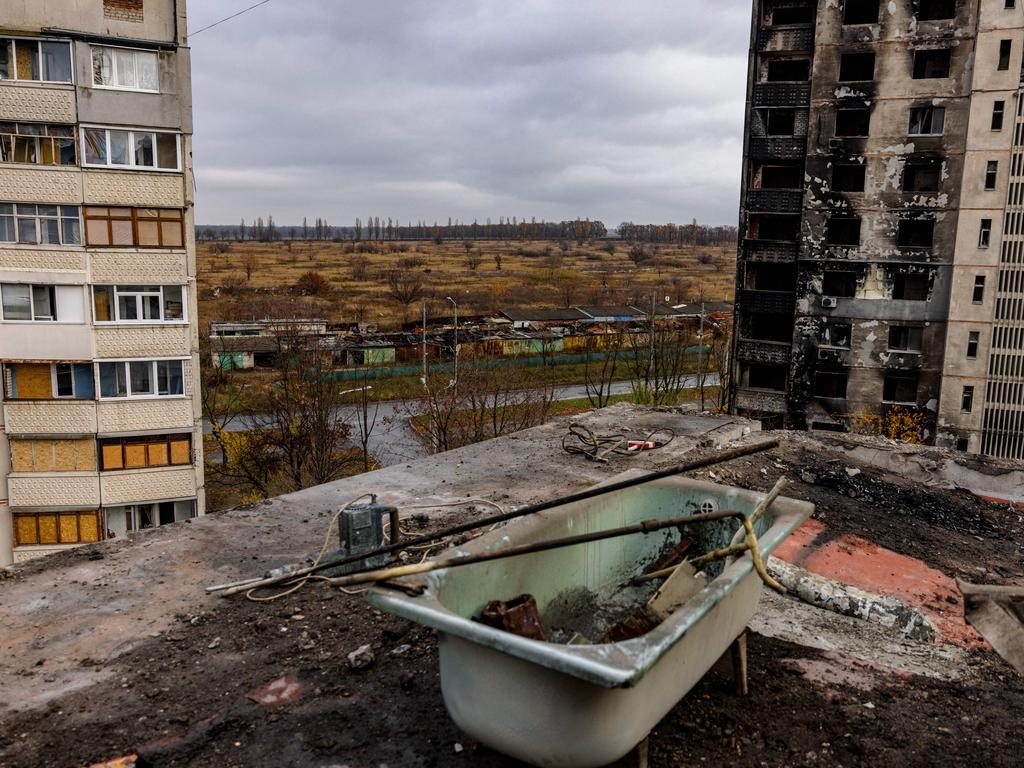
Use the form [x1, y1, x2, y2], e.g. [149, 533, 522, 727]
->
[446, 296, 458, 384]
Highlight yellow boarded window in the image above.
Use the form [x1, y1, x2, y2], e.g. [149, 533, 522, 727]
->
[9, 440, 34, 472]
[79, 512, 100, 542]
[59, 514, 78, 542]
[124, 443, 147, 468]
[14, 364, 53, 399]
[101, 442, 123, 470]
[14, 511, 102, 546]
[15, 515, 38, 545]
[33, 440, 55, 472]
[169, 438, 191, 465]
[37, 514, 58, 545]
[147, 441, 169, 466]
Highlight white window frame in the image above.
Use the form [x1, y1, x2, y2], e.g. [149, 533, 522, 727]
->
[51, 363, 80, 399]
[0, 283, 56, 322]
[90, 44, 159, 93]
[0, 36, 74, 84]
[80, 125, 181, 172]
[0, 203, 82, 246]
[908, 105, 945, 137]
[97, 358, 187, 400]
[93, 284, 187, 324]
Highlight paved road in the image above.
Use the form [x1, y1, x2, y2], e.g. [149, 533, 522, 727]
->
[205, 374, 720, 467]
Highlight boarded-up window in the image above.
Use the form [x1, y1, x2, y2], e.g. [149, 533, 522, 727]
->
[14, 510, 103, 546]
[13, 364, 53, 399]
[99, 434, 192, 471]
[10, 438, 96, 472]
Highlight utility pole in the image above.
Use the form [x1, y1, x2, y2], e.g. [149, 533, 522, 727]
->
[421, 301, 427, 387]
[698, 300, 706, 411]
[446, 296, 458, 386]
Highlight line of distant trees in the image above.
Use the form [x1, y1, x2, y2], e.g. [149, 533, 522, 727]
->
[195, 217, 736, 245]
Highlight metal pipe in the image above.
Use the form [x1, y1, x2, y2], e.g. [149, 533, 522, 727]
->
[215, 438, 780, 597]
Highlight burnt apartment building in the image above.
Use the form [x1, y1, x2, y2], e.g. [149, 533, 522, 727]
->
[731, 0, 1024, 459]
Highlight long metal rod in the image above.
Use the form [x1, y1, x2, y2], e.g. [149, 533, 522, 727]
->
[326, 508, 784, 593]
[216, 438, 779, 597]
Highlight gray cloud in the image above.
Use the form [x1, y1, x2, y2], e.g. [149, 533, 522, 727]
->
[190, 0, 749, 227]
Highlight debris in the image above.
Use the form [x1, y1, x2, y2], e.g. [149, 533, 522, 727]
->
[453, 743, 464, 753]
[87, 756, 138, 768]
[800, 471, 818, 485]
[207, 637, 221, 650]
[391, 644, 412, 656]
[958, 581, 1024, 676]
[845, 468, 862, 478]
[347, 644, 375, 669]
[247, 675, 306, 709]
[478, 594, 546, 641]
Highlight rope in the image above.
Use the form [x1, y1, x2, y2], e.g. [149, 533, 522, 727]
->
[562, 423, 675, 462]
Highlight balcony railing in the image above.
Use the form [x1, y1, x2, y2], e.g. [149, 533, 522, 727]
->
[7, 473, 101, 509]
[749, 137, 806, 160]
[736, 339, 791, 365]
[753, 82, 811, 107]
[99, 466, 197, 506]
[756, 26, 814, 54]
[739, 289, 795, 315]
[3, 401, 97, 436]
[742, 238, 799, 263]
[735, 388, 787, 413]
[745, 188, 803, 213]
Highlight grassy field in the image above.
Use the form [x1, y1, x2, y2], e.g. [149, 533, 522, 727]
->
[197, 239, 736, 330]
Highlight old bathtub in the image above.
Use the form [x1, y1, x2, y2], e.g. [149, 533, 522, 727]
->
[367, 475, 814, 767]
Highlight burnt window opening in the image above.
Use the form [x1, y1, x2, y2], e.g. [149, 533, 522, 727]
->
[985, 160, 999, 190]
[967, 330, 980, 359]
[992, 100, 1006, 131]
[913, 49, 952, 79]
[771, 4, 816, 25]
[819, 322, 852, 347]
[883, 373, 919, 404]
[888, 325, 923, 351]
[832, 162, 866, 192]
[826, 218, 861, 246]
[766, 59, 811, 81]
[973, 275, 986, 304]
[838, 52, 875, 82]
[1007, 0, 1016, 8]
[764, 108, 797, 136]
[815, 370, 849, 399]
[893, 272, 929, 300]
[917, 0, 957, 20]
[843, 0, 879, 24]
[813, 421, 847, 433]
[903, 160, 942, 192]
[961, 385, 975, 413]
[998, 40, 1013, 71]
[749, 214, 801, 241]
[755, 163, 803, 189]
[979, 218, 992, 248]
[745, 263, 796, 291]
[897, 219, 935, 249]
[908, 106, 945, 136]
[955, 436, 969, 451]
[823, 270, 858, 297]
[744, 363, 787, 391]
[835, 108, 871, 137]
[742, 313, 793, 342]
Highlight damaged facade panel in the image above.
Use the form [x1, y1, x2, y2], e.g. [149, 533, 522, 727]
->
[732, 0, 1024, 458]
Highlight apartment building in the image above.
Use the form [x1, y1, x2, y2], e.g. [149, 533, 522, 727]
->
[0, 0, 203, 565]
[731, 0, 1024, 459]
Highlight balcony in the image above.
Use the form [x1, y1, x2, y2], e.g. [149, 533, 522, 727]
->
[83, 170, 186, 209]
[884, 351, 924, 370]
[0, 246, 87, 273]
[0, 166, 81, 205]
[817, 347, 851, 366]
[735, 388, 787, 413]
[742, 238, 799, 263]
[736, 339, 791, 365]
[7, 472, 101, 509]
[753, 82, 811, 107]
[0, 323, 93, 361]
[756, 26, 814, 54]
[100, 466, 197, 506]
[746, 188, 803, 214]
[3, 400, 97, 436]
[96, 399, 194, 434]
[749, 137, 806, 160]
[94, 325, 191, 359]
[739, 289, 794, 315]
[0, 81, 76, 123]
[89, 249, 188, 284]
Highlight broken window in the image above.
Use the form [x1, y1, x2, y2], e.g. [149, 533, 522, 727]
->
[82, 127, 180, 170]
[0, 122, 76, 166]
[742, 313, 793, 342]
[843, 0, 879, 24]
[766, 59, 810, 81]
[979, 218, 992, 248]
[908, 106, 945, 136]
[13, 510, 102, 547]
[98, 359, 185, 399]
[903, 159, 941, 192]
[771, 4, 815, 25]
[992, 100, 1005, 131]
[99, 434, 192, 471]
[913, 49, 952, 78]
[749, 214, 800, 241]
[0, 38, 73, 83]
[84, 207, 185, 248]
[93, 284, 186, 323]
[756, 163, 803, 189]
[764, 109, 797, 136]
[832, 162, 866, 192]
[998, 39, 1013, 71]
[917, 0, 957, 20]
[826, 218, 861, 246]
[888, 325, 923, 351]
[91, 45, 159, 91]
[744, 363, 787, 391]
[961, 385, 975, 412]
[835, 108, 871, 137]
[955, 437, 969, 451]
[838, 52, 875, 81]
[985, 160, 999, 190]
[814, 371, 849, 398]
[883, 373, 919, 404]
[973, 275, 986, 303]
[897, 219, 935, 248]
[967, 330, 980, 359]
[893, 273, 929, 300]
[819, 322, 852, 347]
[823, 270, 858, 297]
[2, 362, 94, 400]
[745, 262, 796, 291]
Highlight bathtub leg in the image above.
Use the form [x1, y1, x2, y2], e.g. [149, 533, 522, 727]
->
[730, 630, 749, 696]
[631, 736, 649, 768]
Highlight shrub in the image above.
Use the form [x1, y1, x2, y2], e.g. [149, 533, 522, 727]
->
[294, 271, 332, 297]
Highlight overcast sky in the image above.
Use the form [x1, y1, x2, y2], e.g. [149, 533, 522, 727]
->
[189, 0, 750, 228]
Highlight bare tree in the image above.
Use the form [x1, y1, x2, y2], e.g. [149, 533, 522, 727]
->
[466, 250, 483, 271]
[383, 267, 427, 312]
[627, 318, 695, 406]
[583, 329, 625, 408]
[241, 252, 257, 281]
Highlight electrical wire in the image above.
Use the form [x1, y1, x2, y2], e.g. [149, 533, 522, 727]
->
[190, 0, 274, 37]
[562, 424, 675, 462]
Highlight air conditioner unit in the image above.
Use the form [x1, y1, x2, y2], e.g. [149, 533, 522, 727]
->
[828, 138, 843, 150]
[821, 296, 838, 308]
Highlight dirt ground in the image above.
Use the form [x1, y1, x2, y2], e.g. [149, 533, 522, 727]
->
[1, 434, 1022, 768]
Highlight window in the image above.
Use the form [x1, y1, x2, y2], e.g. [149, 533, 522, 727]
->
[2, 363, 94, 400]
[832, 163, 866, 192]
[835, 108, 871, 137]
[897, 219, 935, 248]
[764, 109, 796, 136]
[9, 437, 95, 472]
[84, 207, 185, 248]
[998, 40, 1012, 71]
[967, 330, 980, 359]
[823, 270, 858, 297]
[0, 204, 81, 245]
[0, 122, 76, 166]
[98, 359, 185, 398]
[883, 373, 919, 404]
[819, 322, 852, 348]
[888, 325, 923, 351]
[0, 38, 73, 83]
[1, 284, 55, 321]
[955, 437, 969, 451]
[744, 363, 787, 391]
[815, 371, 849, 398]
[973, 275, 986, 304]
[99, 434, 192, 471]
[985, 160, 999, 190]
[772, 5, 815, 24]
[826, 218, 861, 246]
[93, 284, 186, 323]
[979, 218, 992, 248]
[893, 273, 929, 300]
[992, 101, 1005, 131]
[13, 510, 102, 547]
[913, 49, 952, 78]
[91, 45, 158, 91]
[81, 127, 180, 171]
[908, 106, 945, 136]
[838, 52, 875, 81]
[961, 385, 975, 413]
[844, 0, 879, 24]
[766, 59, 810, 81]
[917, 0, 956, 20]
[757, 164, 803, 189]
[903, 160, 941, 192]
